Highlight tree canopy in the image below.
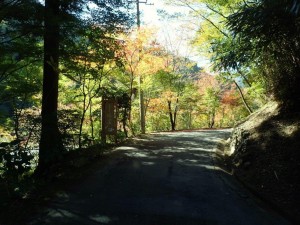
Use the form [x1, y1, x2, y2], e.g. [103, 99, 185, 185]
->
[2, 0, 298, 184]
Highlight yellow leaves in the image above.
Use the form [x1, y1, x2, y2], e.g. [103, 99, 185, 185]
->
[119, 27, 158, 51]
[119, 27, 165, 77]
[139, 52, 164, 75]
[148, 98, 166, 112]
[192, 20, 223, 57]
[162, 90, 177, 100]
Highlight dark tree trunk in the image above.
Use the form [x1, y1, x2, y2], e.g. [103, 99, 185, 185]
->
[209, 110, 215, 128]
[173, 98, 179, 130]
[37, 0, 63, 175]
[167, 100, 176, 131]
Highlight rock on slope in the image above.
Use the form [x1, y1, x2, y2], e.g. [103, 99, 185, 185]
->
[226, 101, 300, 223]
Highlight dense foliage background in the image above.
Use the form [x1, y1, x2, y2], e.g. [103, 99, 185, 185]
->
[3, 0, 296, 188]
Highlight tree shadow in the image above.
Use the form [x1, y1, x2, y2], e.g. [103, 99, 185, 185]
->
[26, 130, 288, 225]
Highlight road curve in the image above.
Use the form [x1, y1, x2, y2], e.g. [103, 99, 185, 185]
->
[29, 130, 291, 225]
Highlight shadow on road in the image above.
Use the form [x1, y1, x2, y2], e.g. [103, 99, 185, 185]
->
[28, 130, 291, 225]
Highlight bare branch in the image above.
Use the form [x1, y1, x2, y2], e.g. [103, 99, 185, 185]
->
[176, 0, 228, 37]
[205, 4, 227, 19]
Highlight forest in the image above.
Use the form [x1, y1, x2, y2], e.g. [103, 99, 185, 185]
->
[1, 0, 300, 212]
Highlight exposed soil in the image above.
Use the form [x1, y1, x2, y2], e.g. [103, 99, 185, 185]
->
[218, 102, 300, 224]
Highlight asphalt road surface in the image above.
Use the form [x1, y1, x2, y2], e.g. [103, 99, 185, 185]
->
[29, 130, 291, 225]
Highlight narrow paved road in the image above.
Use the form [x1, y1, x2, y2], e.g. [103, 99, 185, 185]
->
[29, 130, 291, 225]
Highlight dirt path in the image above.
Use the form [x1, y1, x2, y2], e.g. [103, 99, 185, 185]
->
[28, 130, 291, 225]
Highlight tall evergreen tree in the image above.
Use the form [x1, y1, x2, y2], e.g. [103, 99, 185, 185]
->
[37, 0, 132, 175]
[0, 0, 43, 83]
[37, 0, 62, 175]
[1, 0, 132, 176]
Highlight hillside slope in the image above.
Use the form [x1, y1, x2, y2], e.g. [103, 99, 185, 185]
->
[225, 102, 300, 223]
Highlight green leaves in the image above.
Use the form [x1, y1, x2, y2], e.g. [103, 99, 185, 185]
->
[0, 141, 34, 181]
[226, 0, 300, 108]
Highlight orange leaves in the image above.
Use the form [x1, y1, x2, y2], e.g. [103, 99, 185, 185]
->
[148, 90, 178, 113]
[196, 72, 219, 95]
[197, 72, 240, 107]
[221, 88, 239, 106]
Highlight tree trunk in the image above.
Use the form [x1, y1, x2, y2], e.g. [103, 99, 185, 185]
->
[37, 0, 63, 175]
[171, 121, 176, 131]
[13, 101, 21, 142]
[188, 111, 192, 129]
[89, 99, 94, 141]
[127, 74, 134, 135]
[121, 107, 128, 138]
[209, 110, 215, 128]
[237, 69, 252, 87]
[79, 92, 87, 149]
[234, 81, 253, 114]
[220, 107, 225, 128]
[167, 100, 176, 131]
[173, 98, 179, 130]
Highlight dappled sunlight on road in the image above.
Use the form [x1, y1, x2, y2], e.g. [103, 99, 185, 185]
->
[114, 146, 139, 151]
[108, 129, 233, 177]
[125, 152, 150, 158]
[89, 214, 115, 224]
[28, 129, 291, 225]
